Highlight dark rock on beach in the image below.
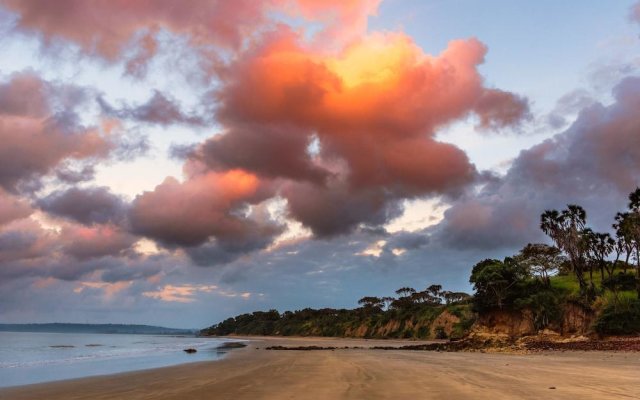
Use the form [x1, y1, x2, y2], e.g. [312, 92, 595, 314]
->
[183, 348, 197, 353]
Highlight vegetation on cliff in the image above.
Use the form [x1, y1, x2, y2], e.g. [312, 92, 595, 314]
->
[202, 188, 640, 338]
[201, 285, 475, 339]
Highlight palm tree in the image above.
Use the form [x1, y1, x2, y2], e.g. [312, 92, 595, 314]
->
[585, 231, 615, 281]
[614, 212, 634, 274]
[623, 188, 640, 295]
[540, 205, 589, 292]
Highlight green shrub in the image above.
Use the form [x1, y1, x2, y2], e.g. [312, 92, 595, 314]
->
[434, 326, 447, 339]
[450, 314, 477, 340]
[416, 325, 430, 338]
[602, 273, 638, 291]
[594, 296, 640, 335]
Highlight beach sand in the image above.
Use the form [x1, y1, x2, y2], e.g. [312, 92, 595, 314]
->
[1, 336, 638, 399]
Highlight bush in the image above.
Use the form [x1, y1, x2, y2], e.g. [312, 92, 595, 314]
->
[594, 296, 640, 335]
[434, 326, 447, 339]
[602, 273, 638, 291]
[451, 314, 476, 340]
[514, 289, 562, 330]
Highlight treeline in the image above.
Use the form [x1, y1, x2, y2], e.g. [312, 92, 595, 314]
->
[201, 284, 474, 339]
[203, 188, 640, 338]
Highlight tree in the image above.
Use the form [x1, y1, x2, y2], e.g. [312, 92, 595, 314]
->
[411, 290, 440, 305]
[395, 287, 416, 298]
[540, 205, 590, 292]
[584, 231, 615, 281]
[357, 296, 383, 311]
[442, 291, 471, 305]
[426, 284, 443, 300]
[469, 258, 528, 311]
[612, 222, 633, 274]
[615, 188, 640, 295]
[381, 296, 395, 310]
[515, 243, 564, 286]
[390, 288, 417, 309]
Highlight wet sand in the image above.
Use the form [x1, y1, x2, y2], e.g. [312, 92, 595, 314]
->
[1, 336, 639, 399]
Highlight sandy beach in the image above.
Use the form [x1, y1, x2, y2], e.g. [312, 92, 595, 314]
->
[1, 336, 639, 400]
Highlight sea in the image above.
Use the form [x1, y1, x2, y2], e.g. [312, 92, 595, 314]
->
[0, 331, 237, 388]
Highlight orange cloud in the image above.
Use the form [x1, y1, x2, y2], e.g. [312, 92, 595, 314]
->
[204, 27, 528, 234]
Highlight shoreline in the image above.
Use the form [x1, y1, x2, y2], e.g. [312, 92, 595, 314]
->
[0, 333, 242, 389]
[2, 336, 639, 399]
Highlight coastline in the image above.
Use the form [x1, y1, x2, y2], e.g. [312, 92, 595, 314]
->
[2, 336, 639, 400]
[0, 332, 240, 388]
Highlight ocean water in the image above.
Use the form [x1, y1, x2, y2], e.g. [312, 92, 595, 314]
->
[0, 331, 237, 388]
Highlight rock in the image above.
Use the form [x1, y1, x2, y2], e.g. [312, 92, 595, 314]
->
[184, 348, 197, 353]
[217, 342, 247, 349]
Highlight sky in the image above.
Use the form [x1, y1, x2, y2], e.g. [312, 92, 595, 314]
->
[0, 0, 639, 329]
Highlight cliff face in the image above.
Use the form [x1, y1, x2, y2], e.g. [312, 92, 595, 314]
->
[203, 305, 476, 340]
[475, 303, 596, 337]
[341, 310, 463, 339]
[560, 303, 595, 335]
[477, 310, 536, 337]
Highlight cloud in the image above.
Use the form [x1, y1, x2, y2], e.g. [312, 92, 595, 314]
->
[141, 284, 253, 303]
[438, 76, 640, 249]
[0, 72, 150, 192]
[630, 2, 640, 24]
[283, 178, 404, 236]
[0, 71, 49, 117]
[38, 187, 128, 226]
[473, 89, 531, 131]
[129, 169, 281, 248]
[0, 189, 32, 226]
[0, 114, 110, 192]
[287, 0, 381, 47]
[54, 164, 96, 184]
[546, 89, 595, 129]
[59, 224, 137, 260]
[1, 3, 530, 245]
[0, 219, 54, 263]
[98, 91, 206, 126]
[0, 0, 382, 73]
[198, 123, 330, 184]
[1, 0, 266, 61]
[193, 29, 528, 235]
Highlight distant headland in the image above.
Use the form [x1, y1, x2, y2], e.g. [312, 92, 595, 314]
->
[0, 323, 195, 335]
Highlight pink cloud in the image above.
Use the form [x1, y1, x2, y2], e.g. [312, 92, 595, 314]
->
[60, 224, 137, 260]
[1, 0, 381, 72]
[0, 189, 32, 226]
[130, 169, 278, 247]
